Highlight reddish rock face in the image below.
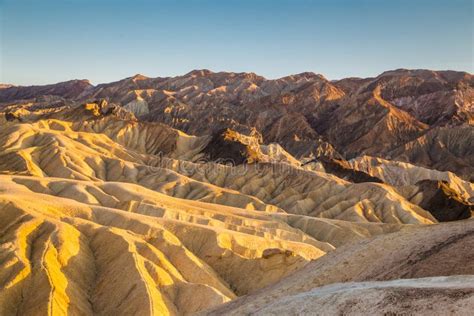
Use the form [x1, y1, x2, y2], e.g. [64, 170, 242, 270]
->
[1, 69, 472, 180]
[354, 69, 474, 126]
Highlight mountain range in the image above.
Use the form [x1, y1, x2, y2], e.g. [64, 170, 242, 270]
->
[0, 69, 473, 315]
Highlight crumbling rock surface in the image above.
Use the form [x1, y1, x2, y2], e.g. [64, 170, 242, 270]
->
[413, 180, 473, 222]
[303, 156, 383, 183]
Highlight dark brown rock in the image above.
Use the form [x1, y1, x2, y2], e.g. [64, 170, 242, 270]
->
[415, 180, 473, 222]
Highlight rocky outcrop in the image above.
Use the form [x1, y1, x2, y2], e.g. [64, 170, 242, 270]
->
[413, 180, 473, 222]
[303, 156, 383, 183]
[202, 128, 264, 164]
[4, 111, 22, 122]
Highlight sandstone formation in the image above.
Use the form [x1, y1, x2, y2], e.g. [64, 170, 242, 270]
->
[0, 68, 472, 315]
[302, 156, 383, 183]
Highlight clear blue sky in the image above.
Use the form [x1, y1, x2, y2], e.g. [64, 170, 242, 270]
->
[1, 0, 472, 85]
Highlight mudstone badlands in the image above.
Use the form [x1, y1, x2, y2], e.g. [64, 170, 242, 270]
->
[0, 69, 473, 315]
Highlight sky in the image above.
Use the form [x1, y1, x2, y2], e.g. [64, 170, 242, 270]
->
[0, 0, 472, 85]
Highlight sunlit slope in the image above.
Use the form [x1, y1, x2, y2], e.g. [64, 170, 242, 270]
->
[0, 112, 445, 315]
[350, 156, 473, 193]
[0, 68, 472, 315]
[0, 175, 329, 315]
[0, 118, 435, 224]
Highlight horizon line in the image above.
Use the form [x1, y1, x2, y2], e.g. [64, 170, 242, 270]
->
[2, 67, 473, 88]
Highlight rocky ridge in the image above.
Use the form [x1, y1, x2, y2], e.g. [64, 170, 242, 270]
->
[0, 69, 473, 315]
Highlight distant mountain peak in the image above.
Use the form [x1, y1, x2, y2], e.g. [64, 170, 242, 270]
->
[130, 74, 149, 81]
[186, 69, 214, 77]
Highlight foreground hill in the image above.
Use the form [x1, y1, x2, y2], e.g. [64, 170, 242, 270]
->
[206, 219, 474, 315]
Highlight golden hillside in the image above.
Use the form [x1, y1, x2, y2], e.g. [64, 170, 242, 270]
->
[0, 89, 472, 315]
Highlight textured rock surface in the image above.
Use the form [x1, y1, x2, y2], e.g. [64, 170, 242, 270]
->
[220, 276, 474, 315]
[0, 103, 442, 314]
[413, 180, 473, 222]
[303, 156, 383, 183]
[0, 69, 473, 315]
[4, 68, 472, 177]
[206, 220, 474, 315]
